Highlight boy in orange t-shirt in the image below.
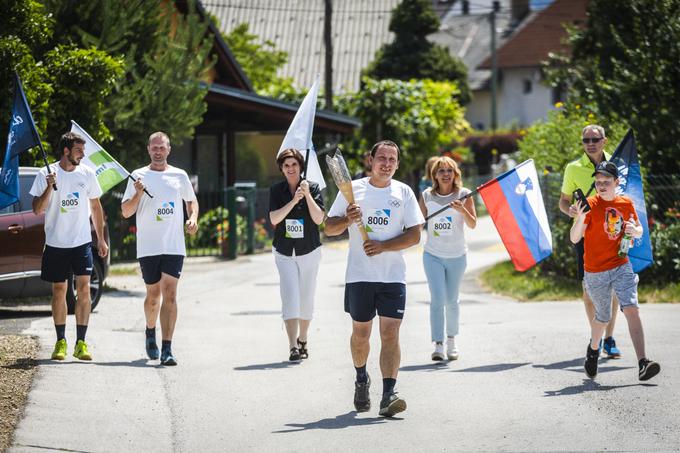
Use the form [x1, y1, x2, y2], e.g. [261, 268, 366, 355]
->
[570, 161, 660, 381]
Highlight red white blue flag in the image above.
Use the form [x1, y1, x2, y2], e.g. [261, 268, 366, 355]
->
[479, 159, 552, 271]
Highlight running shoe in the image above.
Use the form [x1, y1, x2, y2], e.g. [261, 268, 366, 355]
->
[446, 337, 459, 361]
[584, 343, 599, 378]
[73, 340, 92, 361]
[354, 375, 371, 412]
[146, 337, 160, 360]
[379, 392, 406, 417]
[431, 343, 445, 361]
[51, 339, 67, 360]
[160, 349, 177, 366]
[638, 358, 660, 381]
[603, 336, 621, 358]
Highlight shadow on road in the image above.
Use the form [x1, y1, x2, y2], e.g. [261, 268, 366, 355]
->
[272, 411, 390, 433]
[451, 362, 530, 373]
[533, 357, 583, 369]
[544, 379, 657, 397]
[93, 359, 159, 368]
[234, 361, 302, 371]
[399, 362, 449, 372]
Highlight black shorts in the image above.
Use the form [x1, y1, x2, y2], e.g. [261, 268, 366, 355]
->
[574, 239, 585, 281]
[41, 243, 93, 283]
[344, 282, 406, 322]
[138, 255, 184, 285]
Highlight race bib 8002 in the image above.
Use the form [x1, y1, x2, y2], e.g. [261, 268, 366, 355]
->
[432, 216, 453, 237]
[285, 218, 304, 239]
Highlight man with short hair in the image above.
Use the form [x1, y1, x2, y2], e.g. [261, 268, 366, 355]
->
[325, 140, 424, 417]
[560, 125, 621, 358]
[30, 131, 109, 361]
[122, 132, 198, 366]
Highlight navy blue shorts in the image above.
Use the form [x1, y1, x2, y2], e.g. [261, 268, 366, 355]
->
[138, 255, 184, 285]
[41, 243, 93, 283]
[344, 282, 406, 322]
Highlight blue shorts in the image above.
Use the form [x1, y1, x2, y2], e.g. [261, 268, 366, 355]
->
[584, 262, 639, 323]
[344, 282, 406, 322]
[138, 255, 184, 285]
[41, 243, 93, 282]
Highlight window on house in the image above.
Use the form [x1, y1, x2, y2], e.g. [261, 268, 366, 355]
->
[523, 79, 532, 94]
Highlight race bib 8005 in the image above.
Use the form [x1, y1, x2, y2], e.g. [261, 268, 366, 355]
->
[285, 218, 304, 239]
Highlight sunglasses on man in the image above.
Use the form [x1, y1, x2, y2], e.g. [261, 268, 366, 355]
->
[582, 137, 603, 144]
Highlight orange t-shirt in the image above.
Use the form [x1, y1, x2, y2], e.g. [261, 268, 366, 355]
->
[583, 195, 639, 273]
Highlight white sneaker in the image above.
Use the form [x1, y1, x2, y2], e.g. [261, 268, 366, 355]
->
[446, 337, 459, 360]
[431, 343, 445, 361]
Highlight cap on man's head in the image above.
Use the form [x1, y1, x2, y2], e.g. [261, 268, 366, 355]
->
[592, 161, 618, 178]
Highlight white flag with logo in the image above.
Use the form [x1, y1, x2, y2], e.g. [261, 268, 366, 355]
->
[277, 75, 326, 190]
[70, 120, 129, 193]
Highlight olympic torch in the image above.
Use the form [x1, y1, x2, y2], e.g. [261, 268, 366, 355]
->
[326, 149, 370, 242]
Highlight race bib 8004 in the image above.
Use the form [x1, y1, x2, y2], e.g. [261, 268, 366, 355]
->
[285, 218, 304, 238]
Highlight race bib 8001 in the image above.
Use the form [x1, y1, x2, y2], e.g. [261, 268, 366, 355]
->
[364, 208, 391, 233]
[285, 218, 304, 238]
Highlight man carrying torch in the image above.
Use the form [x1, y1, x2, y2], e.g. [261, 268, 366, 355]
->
[325, 140, 424, 417]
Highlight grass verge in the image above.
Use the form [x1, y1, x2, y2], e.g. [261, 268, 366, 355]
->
[480, 261, 680, 303]
[0, 335, 39, 451]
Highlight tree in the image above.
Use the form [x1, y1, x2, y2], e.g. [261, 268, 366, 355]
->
[47, 0, 214, 169]
[364, 0, 470, 105]
[0, 0, 123, 159]
[546, 0, 680, 175]
[337, 77, 469, 182]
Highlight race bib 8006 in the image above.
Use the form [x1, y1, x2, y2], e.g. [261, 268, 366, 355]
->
[285, 218, 304, 239]
[364, 208, 391, 233]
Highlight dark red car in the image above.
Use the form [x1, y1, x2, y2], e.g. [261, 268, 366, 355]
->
[0, 167, 110, 313]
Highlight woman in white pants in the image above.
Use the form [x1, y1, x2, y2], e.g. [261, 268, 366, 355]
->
[269, 149, 325, 361]
[419, 156, 477, 361]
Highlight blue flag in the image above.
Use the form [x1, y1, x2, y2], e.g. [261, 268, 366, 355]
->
[610, 129, 653, 272]
[0, 73, 41, 210]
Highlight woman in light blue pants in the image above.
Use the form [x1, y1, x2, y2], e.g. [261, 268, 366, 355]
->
[419, 156, 477, 361]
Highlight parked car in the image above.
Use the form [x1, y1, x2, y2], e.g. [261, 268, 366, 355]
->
[0, 167, 110, 313]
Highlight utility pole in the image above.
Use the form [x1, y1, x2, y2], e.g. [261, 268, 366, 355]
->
[489, 1, 499, 131]
[324, 0, 333, 110]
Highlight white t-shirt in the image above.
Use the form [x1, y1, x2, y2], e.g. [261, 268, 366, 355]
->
[122, 165, 197, 258]
[422, 187, 471, 258]
[29, 163, 102, 248]
[328, 177, 424, 283]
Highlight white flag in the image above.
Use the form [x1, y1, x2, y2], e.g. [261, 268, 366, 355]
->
[71, 121, 129, 193]
[277, 75, 326, 190]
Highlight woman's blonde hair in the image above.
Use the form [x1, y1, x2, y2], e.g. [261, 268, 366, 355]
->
[430, 156, 462, 194]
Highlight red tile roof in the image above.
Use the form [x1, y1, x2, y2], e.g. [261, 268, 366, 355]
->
[478, 0, 587, 70]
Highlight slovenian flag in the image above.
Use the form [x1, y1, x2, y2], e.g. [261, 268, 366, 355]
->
[610, 129, 653, 272]
[70, 120, 129, 193]
[479, 159, 552, 271]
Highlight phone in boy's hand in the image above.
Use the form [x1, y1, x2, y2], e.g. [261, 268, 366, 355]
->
[572, 188, 591, 213]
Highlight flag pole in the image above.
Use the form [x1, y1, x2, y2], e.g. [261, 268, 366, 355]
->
[424, 190, 477, 221]
[302, 148, 310, 180]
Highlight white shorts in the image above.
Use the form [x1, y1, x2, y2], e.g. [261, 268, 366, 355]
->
[274, 247, 322, 320]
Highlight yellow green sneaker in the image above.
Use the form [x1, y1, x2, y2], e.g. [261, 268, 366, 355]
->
[73, 340, 92, 361]
[51, 339, 67, 360]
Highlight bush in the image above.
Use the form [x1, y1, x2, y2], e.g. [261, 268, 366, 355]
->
[462, 131, 522, 175]
[643, 220, 680, 284]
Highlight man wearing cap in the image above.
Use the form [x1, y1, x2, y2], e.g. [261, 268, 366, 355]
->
[560, 124, 622, 358]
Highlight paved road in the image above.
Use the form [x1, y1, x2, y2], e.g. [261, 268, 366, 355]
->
[10, 216, 680, 452]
